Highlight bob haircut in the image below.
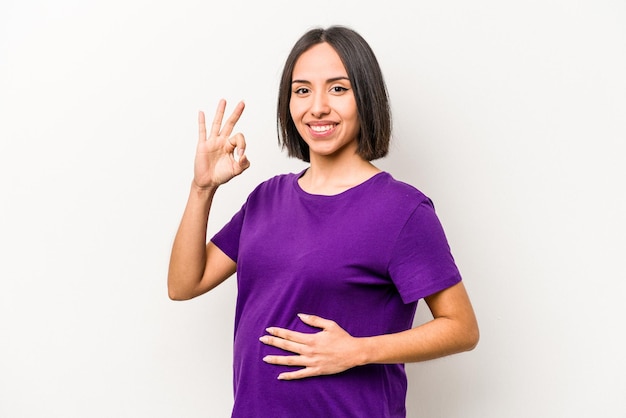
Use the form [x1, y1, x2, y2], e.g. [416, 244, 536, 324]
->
[277, 25, 392, 162]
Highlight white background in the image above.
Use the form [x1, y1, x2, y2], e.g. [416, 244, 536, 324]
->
[1, 0, 625, 417]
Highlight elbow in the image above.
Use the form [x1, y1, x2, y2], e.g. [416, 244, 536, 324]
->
[463, 323, 480, 352]
[459, 306, 480, 352]
[168, 287, 185, 301]
[167, 276, 193, 301]
[167, 265, 202, 301]
[167, 276, 180, 300]
[168, 284, 196, 301]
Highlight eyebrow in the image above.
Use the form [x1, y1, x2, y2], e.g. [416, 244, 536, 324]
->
[291, 76, 350, 84]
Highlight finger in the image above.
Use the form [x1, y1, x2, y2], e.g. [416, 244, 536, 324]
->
[218, 100, 245, 138]
[226, 132, 250, 170]
[264, 326, 311, 345]
[259, 333, 305, 353]
[262, 354, 307, 367]
[297, 313, 336, 330]
[277, 368, 316, 381]
[227, 132, 246, 151]
[198, 111, 206, 143]
[263, 355, 318, 380]
[210, 99, 227, 137]
[235, 152, 250, 172]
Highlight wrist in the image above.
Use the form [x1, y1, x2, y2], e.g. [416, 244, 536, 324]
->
[190, 180, 219, 198]
[356, 336, 376, 366]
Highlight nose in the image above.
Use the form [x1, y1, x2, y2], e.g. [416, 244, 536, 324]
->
[310, 91, 330, 118]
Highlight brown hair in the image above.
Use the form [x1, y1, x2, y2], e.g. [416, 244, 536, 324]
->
[277, 25, 392, 162]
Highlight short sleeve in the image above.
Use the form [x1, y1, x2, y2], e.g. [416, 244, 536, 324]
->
[210, 201, 246, 263]
[388, 199, 462, 304]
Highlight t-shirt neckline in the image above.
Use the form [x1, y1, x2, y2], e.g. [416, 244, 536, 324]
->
[292, 169, 388, 199]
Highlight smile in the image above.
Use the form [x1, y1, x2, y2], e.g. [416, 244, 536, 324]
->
[309, 124, 336, 134]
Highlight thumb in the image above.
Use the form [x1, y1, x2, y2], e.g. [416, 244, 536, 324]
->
[236, 149, 251, 171]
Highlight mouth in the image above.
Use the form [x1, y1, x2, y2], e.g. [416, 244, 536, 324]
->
[308, 123, 337, 137]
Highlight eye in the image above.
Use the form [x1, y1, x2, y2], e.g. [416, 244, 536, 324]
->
[293, 86, 310, 95]
[330, 86, 349, 93]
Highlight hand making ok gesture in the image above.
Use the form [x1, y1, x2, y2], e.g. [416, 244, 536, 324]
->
[194, 99, 250, 189]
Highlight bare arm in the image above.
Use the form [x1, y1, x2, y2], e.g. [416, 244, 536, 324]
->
[167, 185, 236, 300]
[167, 100, 250, 300]
[360, 281, 479, 363]
[260, 281, 479, 380]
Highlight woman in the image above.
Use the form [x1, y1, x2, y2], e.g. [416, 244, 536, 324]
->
[168, 25, 479, 418]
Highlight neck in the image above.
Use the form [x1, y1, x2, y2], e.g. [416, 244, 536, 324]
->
[299, 154, 381, 195]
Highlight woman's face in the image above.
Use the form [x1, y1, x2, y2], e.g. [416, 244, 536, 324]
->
[289, 42, 360, 162]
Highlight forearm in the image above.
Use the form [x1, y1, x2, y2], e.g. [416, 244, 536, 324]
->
[260, 303, 478, 380]
[359, 316, 479, 366]
[167, 182, 218, 300]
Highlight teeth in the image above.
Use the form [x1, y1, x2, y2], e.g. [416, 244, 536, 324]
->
[311, 125, 333, 133]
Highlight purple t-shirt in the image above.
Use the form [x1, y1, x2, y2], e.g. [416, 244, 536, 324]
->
[211, 171, 462, 418]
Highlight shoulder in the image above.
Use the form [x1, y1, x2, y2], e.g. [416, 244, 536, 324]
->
[257, 171, 299, 189]
[373, 172, 433, 208]
[246, 171, 301, 200]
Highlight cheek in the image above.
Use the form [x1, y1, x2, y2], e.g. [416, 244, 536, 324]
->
[340, 107, 360, 131]
[289, 101, 304, 121]
[337, 97, 358, 120]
